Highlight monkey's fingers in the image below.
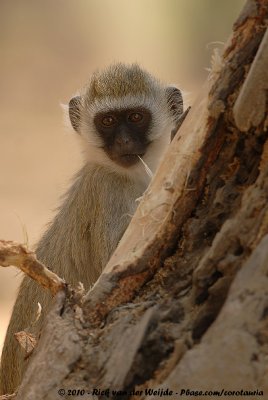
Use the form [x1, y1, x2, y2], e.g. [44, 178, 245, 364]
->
[0, 240, 66, 295]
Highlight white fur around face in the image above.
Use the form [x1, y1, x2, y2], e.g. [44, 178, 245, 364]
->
[76, 93, 174, 187]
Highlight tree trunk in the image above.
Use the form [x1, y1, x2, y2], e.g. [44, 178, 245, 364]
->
[1, 1, 268, 399]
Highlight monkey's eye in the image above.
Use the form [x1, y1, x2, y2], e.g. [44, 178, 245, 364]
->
[128, 112, 143, 123]
[102, 115, 116, 127]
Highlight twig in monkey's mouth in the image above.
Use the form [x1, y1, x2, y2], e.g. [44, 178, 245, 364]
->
[137, 155, 153, 178]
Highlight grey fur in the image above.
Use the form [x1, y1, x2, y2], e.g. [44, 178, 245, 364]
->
[0, 164, 145, 394]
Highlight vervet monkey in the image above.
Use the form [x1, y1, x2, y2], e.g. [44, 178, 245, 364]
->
[0, 63, 183, 394]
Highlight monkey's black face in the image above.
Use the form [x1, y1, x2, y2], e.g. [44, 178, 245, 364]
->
[94, 108, 152, 167]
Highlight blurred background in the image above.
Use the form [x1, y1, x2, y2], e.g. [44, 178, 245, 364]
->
[0, 0, 245, 353]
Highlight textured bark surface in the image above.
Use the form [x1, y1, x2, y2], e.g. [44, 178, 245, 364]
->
[1, 1, 268, 399]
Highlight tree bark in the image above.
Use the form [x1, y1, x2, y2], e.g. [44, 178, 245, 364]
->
[1, 1, 268, 399]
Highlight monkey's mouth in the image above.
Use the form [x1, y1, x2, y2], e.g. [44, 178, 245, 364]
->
[105, 145, 147, 168]
[122, 153, 144, 161]
[119, 153, 145, 167]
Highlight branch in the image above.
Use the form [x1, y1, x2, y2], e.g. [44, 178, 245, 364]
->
[0, 240, 65, 296]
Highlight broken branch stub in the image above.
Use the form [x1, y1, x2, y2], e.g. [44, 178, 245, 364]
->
[0, 240, 65, 296]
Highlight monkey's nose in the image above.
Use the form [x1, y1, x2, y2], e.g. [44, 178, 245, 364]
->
[115, 132, 130, 145]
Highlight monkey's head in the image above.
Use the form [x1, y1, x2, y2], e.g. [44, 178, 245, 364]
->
[69, 63, 183, 178]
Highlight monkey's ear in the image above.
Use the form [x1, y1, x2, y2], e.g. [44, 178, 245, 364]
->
[69, 96, 82, 133]
[166, 87, 183, 121]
